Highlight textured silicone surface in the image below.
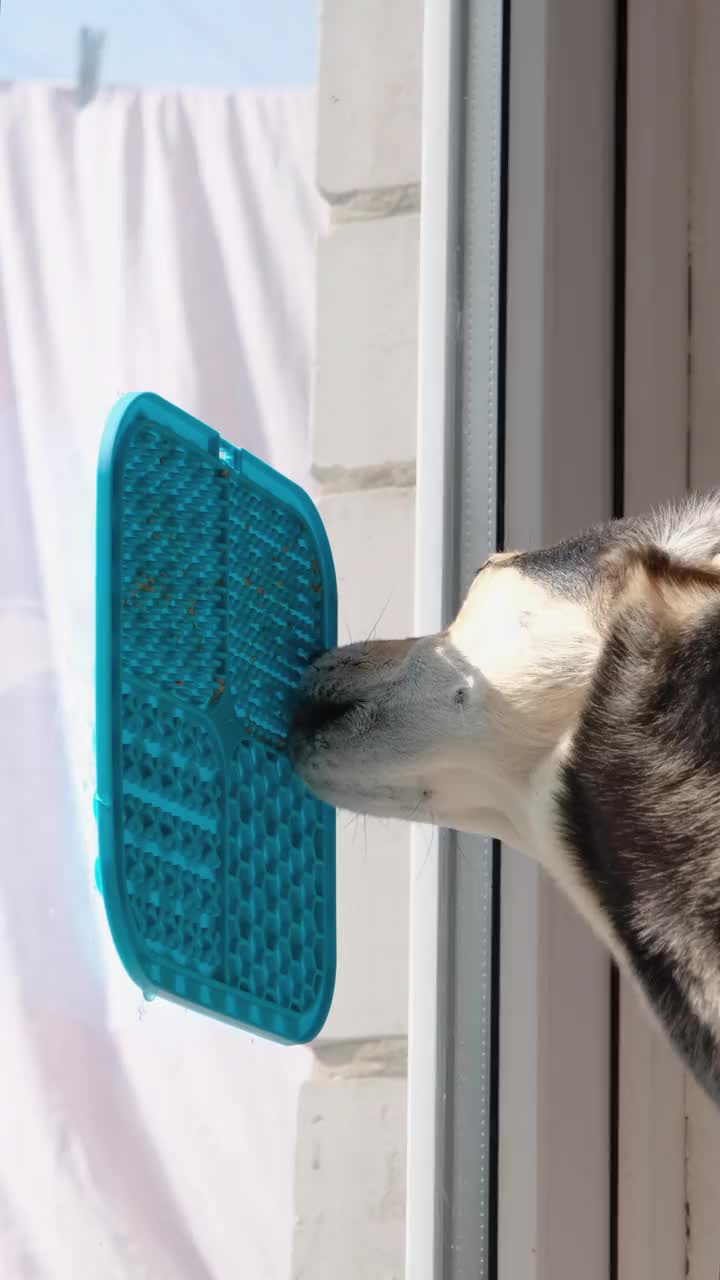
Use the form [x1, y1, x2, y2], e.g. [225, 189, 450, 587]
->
[95, 393, 337, 1042]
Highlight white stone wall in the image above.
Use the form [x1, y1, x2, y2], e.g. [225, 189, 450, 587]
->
[291, 3, 423, 1276]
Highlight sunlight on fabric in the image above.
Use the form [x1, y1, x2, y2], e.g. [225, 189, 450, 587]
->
[0, 82, 326, 1279]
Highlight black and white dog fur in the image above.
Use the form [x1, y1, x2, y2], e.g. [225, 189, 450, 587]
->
[290, 492, 720, 1105]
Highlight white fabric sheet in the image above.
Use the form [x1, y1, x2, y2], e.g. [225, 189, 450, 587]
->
[0, 82, 326, 1278]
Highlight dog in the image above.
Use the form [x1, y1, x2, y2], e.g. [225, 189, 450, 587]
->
[290, 491, 720, 1104]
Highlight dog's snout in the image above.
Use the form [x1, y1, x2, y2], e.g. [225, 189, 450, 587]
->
[306, 648, 328, 667]
[292, 696, 356, 738]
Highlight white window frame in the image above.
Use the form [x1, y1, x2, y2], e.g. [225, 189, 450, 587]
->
[500, 3, 616, 1277]
[407, 2, 623, 1277]
[407, 1, 503, 1275]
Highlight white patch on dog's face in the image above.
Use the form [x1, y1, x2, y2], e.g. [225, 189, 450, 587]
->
[290, 559, 602, 851]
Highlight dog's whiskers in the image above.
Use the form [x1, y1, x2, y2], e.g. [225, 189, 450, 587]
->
[410, 797, 439, 882]
[364, 592, 393, 647]
[405, 793, 426, 824]
[456, 834, 474, 867]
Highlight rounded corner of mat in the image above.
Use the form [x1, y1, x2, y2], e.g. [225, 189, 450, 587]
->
[98, 860, 156, 999]
[300, 977, 337, 1044]
[100, 391, 150, 461]
[100, 392, 220, 469]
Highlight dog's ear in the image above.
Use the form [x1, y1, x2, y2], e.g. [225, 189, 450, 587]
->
[598, 542, 720, 630]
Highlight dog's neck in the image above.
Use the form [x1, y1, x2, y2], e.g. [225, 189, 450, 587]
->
[515, 734, 628, 964]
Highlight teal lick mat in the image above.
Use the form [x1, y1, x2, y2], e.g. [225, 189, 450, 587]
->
[95, 393, 337, 1043]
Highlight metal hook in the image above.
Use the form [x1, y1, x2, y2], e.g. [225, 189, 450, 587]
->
[76, 26, 106, 107]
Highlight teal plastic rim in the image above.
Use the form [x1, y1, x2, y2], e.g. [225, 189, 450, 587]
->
[95, 392, 337, 1042]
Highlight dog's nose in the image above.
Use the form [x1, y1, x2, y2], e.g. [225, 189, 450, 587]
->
[291, 696, 355, 738]
[306, 648, 327, 666]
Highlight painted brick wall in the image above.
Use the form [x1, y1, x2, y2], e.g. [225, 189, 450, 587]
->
[291, 3, 423, 1275]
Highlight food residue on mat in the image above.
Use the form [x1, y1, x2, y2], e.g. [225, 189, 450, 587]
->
[209, 678, 226, 707]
